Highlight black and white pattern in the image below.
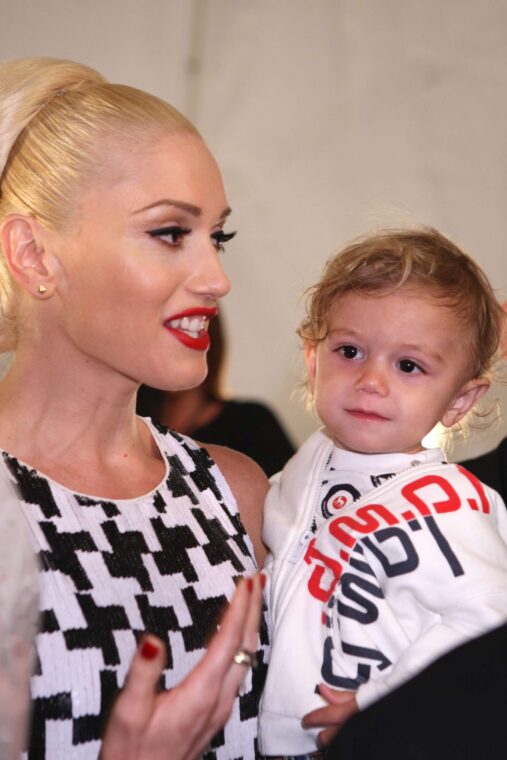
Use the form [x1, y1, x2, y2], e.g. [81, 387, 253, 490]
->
[4, 419, 268, 760]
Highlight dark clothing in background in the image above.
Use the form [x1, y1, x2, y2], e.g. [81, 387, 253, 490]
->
[194, 400, 295, 477]
[460, 436, 507, 503]
[326, 621, 507, 760]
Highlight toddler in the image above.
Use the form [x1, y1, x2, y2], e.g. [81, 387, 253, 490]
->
[258, 228, 507, 757]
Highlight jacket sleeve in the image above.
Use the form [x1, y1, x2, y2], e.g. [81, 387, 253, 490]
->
[318, 475, 507, 709]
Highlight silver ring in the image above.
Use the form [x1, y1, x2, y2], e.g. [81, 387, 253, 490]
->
[233, 647, 257, 668]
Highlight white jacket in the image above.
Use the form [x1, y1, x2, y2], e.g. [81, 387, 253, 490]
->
[258, 430, 507, 755]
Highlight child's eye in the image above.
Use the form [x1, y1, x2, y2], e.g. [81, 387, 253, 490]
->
[337, 344, 363, 360]
[148, 225, 192, 246]
[398, 359, 423, 374]
[210, 230, 237, 252]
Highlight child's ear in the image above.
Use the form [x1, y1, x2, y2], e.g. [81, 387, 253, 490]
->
[0, 214, 56, 297]
[441, 378, 491, 428]
[304, 342, 317, 395]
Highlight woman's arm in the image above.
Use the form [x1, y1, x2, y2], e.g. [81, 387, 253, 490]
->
[205, 444, 269, 567]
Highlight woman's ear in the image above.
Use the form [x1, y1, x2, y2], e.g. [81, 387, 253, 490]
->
[441, 377, 491, 428]
[0, 215, 55, 298]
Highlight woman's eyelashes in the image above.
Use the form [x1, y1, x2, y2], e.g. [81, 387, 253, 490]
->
[147, 226, 236, 252]
[211, 229, 236, 252]
[148, 225, 191, 246]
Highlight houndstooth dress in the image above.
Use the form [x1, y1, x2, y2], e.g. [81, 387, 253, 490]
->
[3, 419, 268, 760]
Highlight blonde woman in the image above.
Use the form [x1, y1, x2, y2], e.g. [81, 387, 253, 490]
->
[0, 57, 268, 759]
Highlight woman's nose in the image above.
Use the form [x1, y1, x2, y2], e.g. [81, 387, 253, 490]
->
[191, 246, 231, 300]
[354, 360, 389, 396]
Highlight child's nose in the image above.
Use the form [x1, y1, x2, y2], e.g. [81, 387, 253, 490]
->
[354, 361, 389, 396]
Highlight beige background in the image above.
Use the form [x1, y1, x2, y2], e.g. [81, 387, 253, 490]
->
[1, 0, 506, 461]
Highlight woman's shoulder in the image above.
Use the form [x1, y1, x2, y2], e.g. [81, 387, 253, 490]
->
[145, 414, 268, 485]
[141, 416, 205, 459]
[140, 418, 269, 565]
[204, 443, 269, 567]
[204, 443, 269, 487]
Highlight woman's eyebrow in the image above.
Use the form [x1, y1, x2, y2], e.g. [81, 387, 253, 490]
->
[133, 199, 231, 220]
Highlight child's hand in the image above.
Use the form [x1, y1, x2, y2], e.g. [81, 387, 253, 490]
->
[301, 683, 358, 747]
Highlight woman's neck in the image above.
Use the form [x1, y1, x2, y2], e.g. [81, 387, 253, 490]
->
[0, 379, 166, 499]
[0, 343, 155, 481]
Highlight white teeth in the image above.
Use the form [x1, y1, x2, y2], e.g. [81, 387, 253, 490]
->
[188, 317, 203, 332]
[167, 315, 209, 334]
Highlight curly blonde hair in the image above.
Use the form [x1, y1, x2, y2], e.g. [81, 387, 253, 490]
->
[298, 227, 504, 381]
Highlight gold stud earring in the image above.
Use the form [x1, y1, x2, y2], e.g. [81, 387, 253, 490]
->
[38, 284, 47, 294]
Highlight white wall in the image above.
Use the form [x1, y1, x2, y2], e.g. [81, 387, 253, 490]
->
[2, 0, 506, 460]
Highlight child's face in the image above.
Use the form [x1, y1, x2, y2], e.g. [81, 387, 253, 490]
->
[305, 288, 490, 454]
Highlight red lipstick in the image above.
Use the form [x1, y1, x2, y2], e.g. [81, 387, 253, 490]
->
[164, 307, 218, 351]
[167, 308, 218, 320]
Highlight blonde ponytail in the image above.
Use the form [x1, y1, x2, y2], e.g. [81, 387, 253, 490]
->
[0, 57, 105, 184]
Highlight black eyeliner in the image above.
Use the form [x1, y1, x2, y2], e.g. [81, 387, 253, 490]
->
[211, 230, 237, 243]
[148, 225, 192, 238]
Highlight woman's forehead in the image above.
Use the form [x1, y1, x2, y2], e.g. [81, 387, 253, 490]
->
[90, 130, 213, 182]
[74, 131, 227, 222]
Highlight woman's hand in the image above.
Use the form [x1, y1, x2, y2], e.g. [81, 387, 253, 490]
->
[301, 684, 358, 748]
[101, 575, 263, 760]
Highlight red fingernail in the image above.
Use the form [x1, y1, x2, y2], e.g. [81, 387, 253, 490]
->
[246, 577, 253, 593]
[140, 639, 159, 660]
[260, 573, 267, 590]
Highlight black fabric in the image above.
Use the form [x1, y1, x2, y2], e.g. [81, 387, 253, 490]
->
[460, 436, 507, 503]
[193, 400, 295, 477]
[325, 621, 507, 760]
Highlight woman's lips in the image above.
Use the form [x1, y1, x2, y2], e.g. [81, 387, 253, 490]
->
[164, 308, 217, 351]
[346, 409, 389, 421]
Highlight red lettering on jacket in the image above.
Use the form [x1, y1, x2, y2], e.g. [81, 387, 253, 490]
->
[329, 504, 399, 546]
[456, 465, 490, 514]
[305, 538, 342, 602]
[402, 475, 461, 515]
